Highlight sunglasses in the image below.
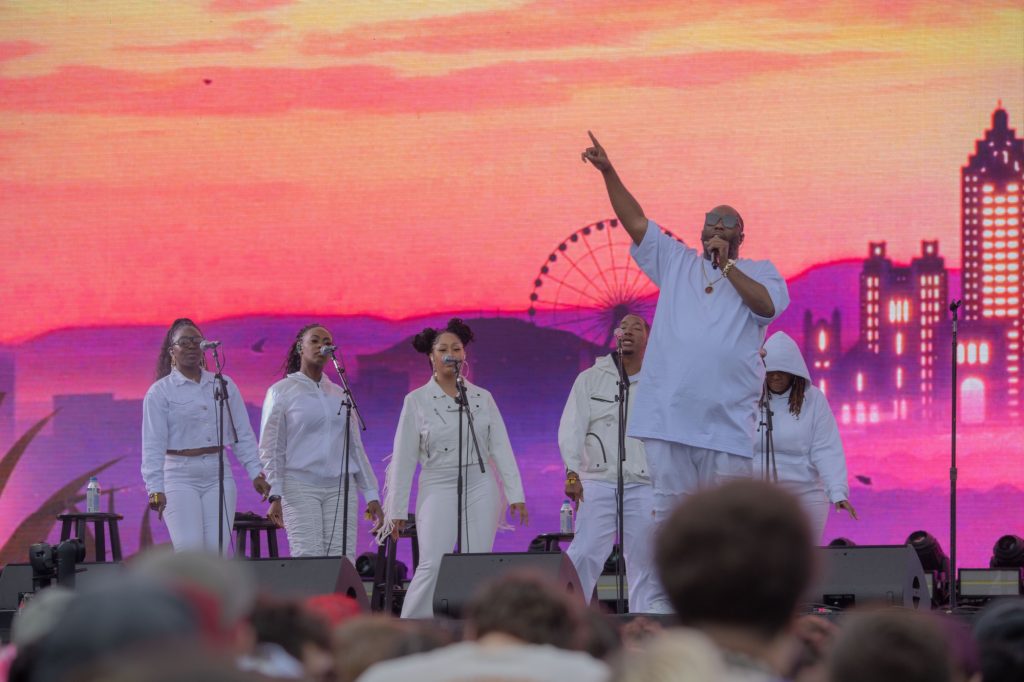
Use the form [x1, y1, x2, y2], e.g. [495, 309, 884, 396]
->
[705, 212, 742, 229]
[172, 335, 204, 347]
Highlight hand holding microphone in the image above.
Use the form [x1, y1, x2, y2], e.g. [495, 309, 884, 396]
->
[704, 235, 729, 269]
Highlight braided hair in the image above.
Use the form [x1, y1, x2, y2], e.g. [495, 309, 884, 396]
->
[155, 318, 203, 379]
[282, 322, 326, 377]
[788, 376, 807, 417]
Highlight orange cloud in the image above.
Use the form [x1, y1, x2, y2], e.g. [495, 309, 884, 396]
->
[207, 0, 294, 12]
[0, 41, 42, 62]
[117, 38, 259, 54]
[0, 50, 889, 116]
[233, 18, 286, 36]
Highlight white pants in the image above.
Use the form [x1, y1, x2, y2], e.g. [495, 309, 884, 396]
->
[282, 475, 360, 560]
[163, 453, 237, 554]
[566, 480, 659, 613]
[642, 439, 753, 612]
[780, 483, 830, 544]
[401, 465, 501, 618]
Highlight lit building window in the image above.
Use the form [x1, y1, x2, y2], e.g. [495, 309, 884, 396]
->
[896, 332, 904, 355]
[896, 367, 903, 389]
[856, 372, 864, 393]
[968, 342, 977, 364]
[818, 329, 828, 352]
[980, 343, 990, 364]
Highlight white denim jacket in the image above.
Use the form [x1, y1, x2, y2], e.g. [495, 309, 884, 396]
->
[558, 355, 650, 485]
[381, 378, 525, 525]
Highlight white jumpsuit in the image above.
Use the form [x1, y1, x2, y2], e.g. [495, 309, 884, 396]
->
[380, 378, 525, 618]
[259, 372, 380, 560]
[141, 368, 263, 553]
[558, 354, 659, 613]
[756, 332, 851, 543]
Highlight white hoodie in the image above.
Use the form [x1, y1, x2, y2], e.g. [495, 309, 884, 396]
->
[756, 332, 849, 502]
[558, 355, 650, 485]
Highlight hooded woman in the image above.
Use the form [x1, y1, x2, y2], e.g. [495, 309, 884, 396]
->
[757, 331, 856, 542]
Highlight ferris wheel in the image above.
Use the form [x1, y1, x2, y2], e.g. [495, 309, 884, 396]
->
[527, 218, 680, 347]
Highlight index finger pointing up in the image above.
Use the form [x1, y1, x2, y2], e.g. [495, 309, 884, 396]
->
[587, 130, 601, 147]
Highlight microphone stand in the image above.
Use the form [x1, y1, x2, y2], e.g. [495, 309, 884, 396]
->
[948, 299, 961, 610]
[328, 348, 366, 559]
[758, 378, 777, 483]
[211, 346, 229, 555]
[452, 360, 485, 554]
[613, 342, 628, 615]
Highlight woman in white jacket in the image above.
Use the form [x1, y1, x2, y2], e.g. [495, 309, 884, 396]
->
[381, 318, 528, 618]
[142, 318, 270, 552]
[260, 323, 383, 559]
[757, 331, 857, 542]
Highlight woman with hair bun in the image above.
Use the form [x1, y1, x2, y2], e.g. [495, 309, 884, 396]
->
[380, 318, 528, 618]
[142, 318, 270, 552]
[259, 323, 382, 559]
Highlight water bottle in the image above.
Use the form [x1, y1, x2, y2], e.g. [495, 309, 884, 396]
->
[86, 477, 100, 513]
[559, 499, 574, 534]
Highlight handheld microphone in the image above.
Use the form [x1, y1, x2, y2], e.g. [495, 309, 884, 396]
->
[442, 355, 462, 366]
[199, 340, 221, 350]
[319, 345, 337, 357]
[712, 251, 720, 269]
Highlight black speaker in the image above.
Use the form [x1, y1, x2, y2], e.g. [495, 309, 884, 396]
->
[807, 545, 928, 610]
[244, 557, 369, 611]
[0, 562, 125, 611]
[432, 552, 583, 618]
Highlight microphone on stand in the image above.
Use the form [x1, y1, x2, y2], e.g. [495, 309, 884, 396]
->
[319, 345, 338, 357]
[199, 340, 221, 350]
[949, 299, 962, 312]
[442, 355, 463, 367]
[613, 327, 625, 346]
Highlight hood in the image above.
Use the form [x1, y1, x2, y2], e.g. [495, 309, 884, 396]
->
[594, 354, 620, 377]
[763, 331, 811, 382]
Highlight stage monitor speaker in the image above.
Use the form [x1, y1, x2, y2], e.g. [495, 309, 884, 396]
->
[432, 551, 583, 618]
[0, 562, 125, 610]
[244, 557, 368, 612]
[808, 545, 928, 610]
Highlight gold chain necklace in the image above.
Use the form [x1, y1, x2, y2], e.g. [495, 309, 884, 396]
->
[701, 259, 724, 294]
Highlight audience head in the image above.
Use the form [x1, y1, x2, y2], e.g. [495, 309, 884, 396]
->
[332, 616, 450, 682]
[973, 598, 1024, 682]
[611, 628, 726, 682]
[248, 597, 333, 681]
[654, 479, 813, 640]
[10, 587, 76, 649]
[129, 549, 257, 650]
[828, 609, 955, 682]
[465, 570, 584, 650]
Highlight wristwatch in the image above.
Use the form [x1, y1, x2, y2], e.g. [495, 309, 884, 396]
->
[268, 495, 281, 504]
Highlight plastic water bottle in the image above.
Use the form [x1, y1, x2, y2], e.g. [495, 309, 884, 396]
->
[559, 499, 574, 534]
[86, 477, 100, 513]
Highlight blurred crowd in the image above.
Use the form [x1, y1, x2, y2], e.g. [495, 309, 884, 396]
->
[1, 480, 1021, 682]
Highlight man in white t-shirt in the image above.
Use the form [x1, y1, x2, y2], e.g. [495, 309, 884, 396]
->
[581, 132, 790, 554]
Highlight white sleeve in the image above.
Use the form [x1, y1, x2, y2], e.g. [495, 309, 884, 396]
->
[749, 260, 790, 325]
[629, 219, 688, 288]
[141, 385, 167, 495]
[382, 394, 422, 522]
[807, 392, 850, 503]
[486, 393, 525, 505]
[226, 377, 262, 481]
[258, 386, 287, 491]
[349, 423, 380, 503]
[558, 373, 590, 474]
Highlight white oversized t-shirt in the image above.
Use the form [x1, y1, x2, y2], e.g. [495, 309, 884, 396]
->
[628, 219, 790, 457]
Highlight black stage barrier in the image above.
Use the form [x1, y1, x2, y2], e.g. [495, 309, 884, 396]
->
[433, 551, 583, 618]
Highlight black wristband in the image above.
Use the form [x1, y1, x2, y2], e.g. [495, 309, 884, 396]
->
[268, 495, 281, 504]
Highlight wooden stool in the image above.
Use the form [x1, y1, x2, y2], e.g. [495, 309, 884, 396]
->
[371, 513, 420, 614]
[233, 512, 280, 558]
[57, 512, 123, 562]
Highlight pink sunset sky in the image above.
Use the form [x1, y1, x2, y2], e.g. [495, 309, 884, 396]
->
[1, 0, 1022, 342]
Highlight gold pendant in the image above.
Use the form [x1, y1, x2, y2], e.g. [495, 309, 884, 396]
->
[705, 285, 714, 294]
